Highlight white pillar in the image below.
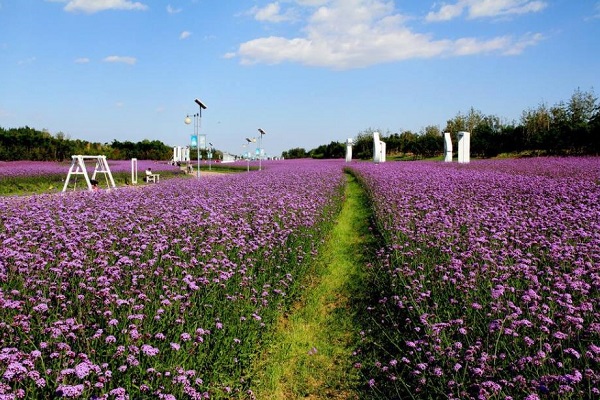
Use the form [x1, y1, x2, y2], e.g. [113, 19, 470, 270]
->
[458, 131, 470, 163]
[345, 138, 353, 162]
[444, 132, 453, 162]
[131, 158, 138, 184]
[380, 141, 386, 162]
[373, 132, 381, 163]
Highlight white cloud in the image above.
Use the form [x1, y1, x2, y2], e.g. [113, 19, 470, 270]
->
[103, 55, 137, 65]
[250, 2, 297, 22]
[50, 0, 148, 14]
[74, 57, 90, 63]
[233, 0, 545, 70]
[180, 31, 192, 40]
[501, 32, 544, 55]
[426, 0, 547, 22]
[469, 0, 547, 18]
[167, 4, 181, 14]
[426, 2, 466, 22]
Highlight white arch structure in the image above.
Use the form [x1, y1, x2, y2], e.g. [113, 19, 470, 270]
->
[62, 155, 116, 192]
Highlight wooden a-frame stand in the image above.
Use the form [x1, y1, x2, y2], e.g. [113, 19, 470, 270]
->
[62, 155, 117, 192]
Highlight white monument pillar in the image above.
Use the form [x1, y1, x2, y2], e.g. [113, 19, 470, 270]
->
[131, 158, 138, 184]
[458, 131, 470, 163]
[444, 132, 453, 162]
[373, 132, 386, 163]
[345, 138, 353, 162]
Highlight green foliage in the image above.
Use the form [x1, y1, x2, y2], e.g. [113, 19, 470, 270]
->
[0, 126, 75, 161]
[110, 139, 172, 160]
[0, 171, 188, 196]
[309, 141, 345, 159]
[281, 147, 308, 159]
[280, 87, 600, 160]
[0, 126, 175, 161]
[0, 174, 66, 196]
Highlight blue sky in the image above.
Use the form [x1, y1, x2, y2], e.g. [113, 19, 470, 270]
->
[1, 0, 599, 157]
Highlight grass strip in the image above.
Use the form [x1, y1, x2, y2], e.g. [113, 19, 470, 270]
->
[0, 170, 206, 196]
[252, 173, 376, 399]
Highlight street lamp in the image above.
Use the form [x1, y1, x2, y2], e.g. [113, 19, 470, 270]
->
[185, 99, 207, 178]
[208, 142, 214, 171]
[184, 113, 199, 176]
[257, 128, 266, 171]
[245, 137, 256, 167]
[242, 143, 250, 171]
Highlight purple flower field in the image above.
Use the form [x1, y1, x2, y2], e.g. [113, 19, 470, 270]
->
[349, 157, 600, 399]
[0, 160, 180, 178]
[2, 156, 599, 399]
[0, 160, 345, 398]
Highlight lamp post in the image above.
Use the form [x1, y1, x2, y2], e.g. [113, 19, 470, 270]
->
[195, 99, 207, 177]
[208, 142, 213, 171]
[184, 113, 199, 177]
[245, 137, 256, 170]
[258, 128, 266, 171]
[185, 99, 207, 178]
[242, 143, 250, 171]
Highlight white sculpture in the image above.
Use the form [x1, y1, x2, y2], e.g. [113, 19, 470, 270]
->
[373, 132, 386, 163]
[345, 138, 353, 162]
[444, 132, 453, 162]
[458, 131, 470, 163]
[172, 146, 190, 164]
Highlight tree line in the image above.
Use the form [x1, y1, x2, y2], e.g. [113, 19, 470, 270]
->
[0, 126, 174, 161]
[282, 88, 600, 160]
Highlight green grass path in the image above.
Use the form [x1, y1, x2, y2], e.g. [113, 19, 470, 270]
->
[253, 173, 375, 399]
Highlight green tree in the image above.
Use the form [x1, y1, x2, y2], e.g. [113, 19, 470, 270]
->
[310, 141, 344, 159]
[282, 147, 308, 159]
[567, 88, 597, 153]
[471, 115, 504, 157]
